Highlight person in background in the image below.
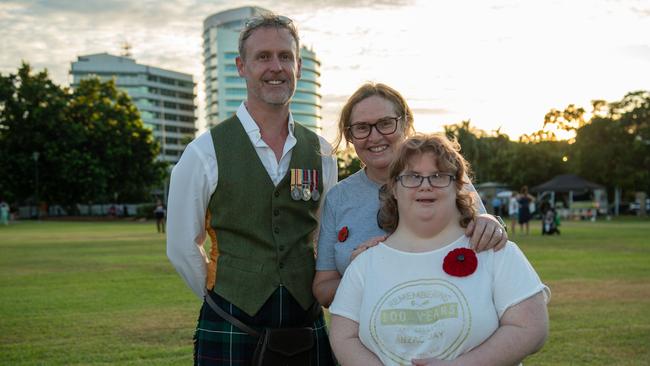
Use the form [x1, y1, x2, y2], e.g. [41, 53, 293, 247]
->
[508, 192, 519, 235]
[108, 205, 117, 218]
[154, 200, 166, 233]
[0, 199, 9, 225]
[329, 133, 550, 365]
[166, 12, 336, 365]
[491, 195, 502, 217]
[517, 186, 535, 235]
[313, 83, 507, 307]
[541, 200, 560, 235]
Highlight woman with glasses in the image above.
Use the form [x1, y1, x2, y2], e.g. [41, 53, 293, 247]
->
[313, 83, 507, 307]
[328, 134, 549, 365]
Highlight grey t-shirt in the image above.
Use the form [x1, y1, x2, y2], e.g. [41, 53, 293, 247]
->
[316, 169, 387, 274]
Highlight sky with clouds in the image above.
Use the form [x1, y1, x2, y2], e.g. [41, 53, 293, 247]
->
[2, 0, 650, 141]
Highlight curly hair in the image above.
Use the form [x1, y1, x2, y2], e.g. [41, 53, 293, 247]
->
[377, 133, 476, 233]
[332, 82, 415, 153]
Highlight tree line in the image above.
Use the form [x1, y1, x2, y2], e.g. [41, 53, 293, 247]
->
[0, 63, 167, 213]
[2, 63, 648, 213]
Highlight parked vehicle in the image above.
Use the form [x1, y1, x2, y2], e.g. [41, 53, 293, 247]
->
[629, 199, 650, 214]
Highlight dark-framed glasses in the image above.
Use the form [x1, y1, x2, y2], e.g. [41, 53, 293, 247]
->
[347, 116, 401, 139]
[396, 173, 456, 188]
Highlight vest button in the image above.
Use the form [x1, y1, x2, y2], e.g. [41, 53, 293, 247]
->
[274, 191, 280, 197]
[274, 227, 280, 234]
[273, 209, 280, 216]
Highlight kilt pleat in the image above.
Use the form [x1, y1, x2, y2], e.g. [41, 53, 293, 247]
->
[194, 287, 336, 366]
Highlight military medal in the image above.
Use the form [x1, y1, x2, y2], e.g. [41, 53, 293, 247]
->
[302, 169, 311, 201]
[311, 169, 320, 201]
[290, 169, 302, 200]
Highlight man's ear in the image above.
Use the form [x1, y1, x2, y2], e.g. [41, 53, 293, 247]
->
[236, 56, 245, 76]
[296, 57, 302, 79]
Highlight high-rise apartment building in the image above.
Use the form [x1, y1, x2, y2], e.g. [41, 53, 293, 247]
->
[70, 53, 197, 164]
[203, 6, 322, 131]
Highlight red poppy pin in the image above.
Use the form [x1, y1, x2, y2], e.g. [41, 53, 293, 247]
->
[443, 248, 478, 277]
[338, 226, 349, 242]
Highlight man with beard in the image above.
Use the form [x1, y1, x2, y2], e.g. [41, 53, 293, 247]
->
[166, 13, 337, 365]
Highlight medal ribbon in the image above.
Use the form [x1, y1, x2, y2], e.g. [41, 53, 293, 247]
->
[303, 169, 309, 191]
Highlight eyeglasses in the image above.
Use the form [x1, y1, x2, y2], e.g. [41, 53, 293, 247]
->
[396, 173, 456, 188]
[346, 116, 401, 140]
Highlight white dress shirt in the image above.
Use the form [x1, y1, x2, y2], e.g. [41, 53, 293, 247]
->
[166, 103, 338, 299]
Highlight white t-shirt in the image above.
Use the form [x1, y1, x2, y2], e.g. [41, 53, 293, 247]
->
[509, 196, 519, 215]
[330, 236, 549, 365]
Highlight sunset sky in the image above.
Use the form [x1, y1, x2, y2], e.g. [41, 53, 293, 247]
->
[2, 0, 649, 141]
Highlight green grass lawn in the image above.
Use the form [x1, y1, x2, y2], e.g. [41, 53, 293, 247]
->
[0, 221, 196, 365]
[1, 218, 649, 365]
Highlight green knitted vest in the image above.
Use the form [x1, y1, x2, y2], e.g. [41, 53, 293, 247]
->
[208, 116, 323, 316]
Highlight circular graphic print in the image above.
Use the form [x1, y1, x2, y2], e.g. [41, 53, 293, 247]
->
[369, 279, 471, 364]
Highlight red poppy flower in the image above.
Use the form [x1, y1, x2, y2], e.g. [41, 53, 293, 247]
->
[443, 248, 477, 277]
[338, 226, 349, 242]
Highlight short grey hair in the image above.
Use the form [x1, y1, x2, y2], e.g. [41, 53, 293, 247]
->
[238, 13, 300, 60]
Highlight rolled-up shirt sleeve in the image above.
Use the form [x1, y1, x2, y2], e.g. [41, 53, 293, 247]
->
[316, 136, 338, 259]
[166, 134, 217, 300]
[318, 135, 337, 195]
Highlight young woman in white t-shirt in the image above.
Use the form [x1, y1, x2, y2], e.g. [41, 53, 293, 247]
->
[329, 134, 549, 366]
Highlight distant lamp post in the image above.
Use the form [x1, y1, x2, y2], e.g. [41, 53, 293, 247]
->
[32, 152, 40, 219]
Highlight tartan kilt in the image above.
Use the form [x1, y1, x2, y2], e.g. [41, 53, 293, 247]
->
[194, 287, 336, 366]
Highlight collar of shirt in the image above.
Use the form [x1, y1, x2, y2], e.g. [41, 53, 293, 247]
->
[236, 102, 297, 186]
[236, 102, 297, 154]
